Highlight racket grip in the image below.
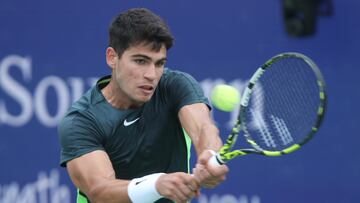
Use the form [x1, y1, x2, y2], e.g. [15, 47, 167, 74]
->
[208, 154, 224, 166]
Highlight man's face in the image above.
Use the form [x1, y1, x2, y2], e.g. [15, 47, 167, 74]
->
[111, 43, 167, 106]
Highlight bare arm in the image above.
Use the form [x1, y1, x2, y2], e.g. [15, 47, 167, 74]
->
[178, 103, 229, 188]
[66, 150, 131, 203]
[66, 150, 199, 203]
[178, 103, 222, 154]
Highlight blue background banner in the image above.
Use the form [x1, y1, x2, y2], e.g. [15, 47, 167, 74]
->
[1, 1, 359, 202]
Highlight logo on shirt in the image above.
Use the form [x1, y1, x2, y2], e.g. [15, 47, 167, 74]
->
[123, 117, 140, 126]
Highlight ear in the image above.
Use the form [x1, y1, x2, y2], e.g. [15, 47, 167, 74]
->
[106, 47, 117, 69]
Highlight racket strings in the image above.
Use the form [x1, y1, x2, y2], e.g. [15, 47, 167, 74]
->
[245, 57, 321, 151]
[274, 59, 319, 128]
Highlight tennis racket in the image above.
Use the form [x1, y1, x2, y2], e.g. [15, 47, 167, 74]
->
[209, 52, 327, 165]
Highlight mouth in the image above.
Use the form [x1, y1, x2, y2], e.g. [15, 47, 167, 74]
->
[139, 85, 155, 94]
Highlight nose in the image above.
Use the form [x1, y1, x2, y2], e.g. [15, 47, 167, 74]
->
[143, 65, 157, 81]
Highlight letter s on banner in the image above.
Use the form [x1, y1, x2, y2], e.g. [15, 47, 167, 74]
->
[0, 55, 32, 127]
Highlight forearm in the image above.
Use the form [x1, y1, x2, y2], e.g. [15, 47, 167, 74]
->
[67, 151, 132, 203]
[67, 151, 165, 203]
[86, 179, 131, 203]
[178, 103, 229, 189]
[88, 172, 199, 203]
[178, 103, 223, 155]
[190, 122, 229, 189]
[192, 122, 223, 155]
[88, 173, 167, 203]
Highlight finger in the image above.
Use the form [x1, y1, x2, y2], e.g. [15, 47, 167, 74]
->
[187, 178, 200, 192]
[196, 172, 225, 188]
[156, 173, 190, 201]
[182, 172, 201, 189]
[204, 173, 226, 184]
[195, 188, 201, 197]
[184, 177, 200, 197]
[208, 162, 229, 175]
[195, 163, 211, 180]
[201, 179, 220, 188]
[198, 150, 214, 165]
[176, 183, 195, 202]
[187, 173, 201, 197]
[194, 162, 227, 188]
[166, 185, 187, 203]
[173, 173, 199, 201]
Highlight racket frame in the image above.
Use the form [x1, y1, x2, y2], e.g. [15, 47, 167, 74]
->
[216, 52, 327, 164]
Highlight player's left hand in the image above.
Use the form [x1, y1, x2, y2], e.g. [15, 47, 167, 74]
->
[193, 150, 229, 188]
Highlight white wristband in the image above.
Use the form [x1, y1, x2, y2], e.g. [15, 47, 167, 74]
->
[127, 173, 164, 203]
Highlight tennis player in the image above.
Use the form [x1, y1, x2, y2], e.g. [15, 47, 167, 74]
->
[58, 8, 228, 203]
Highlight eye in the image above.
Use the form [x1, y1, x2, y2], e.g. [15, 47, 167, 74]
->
[134, 59, 147, 65]
[156, 60, 166, 68]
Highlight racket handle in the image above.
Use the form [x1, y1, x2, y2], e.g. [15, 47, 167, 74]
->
[208, 154, 224, 166]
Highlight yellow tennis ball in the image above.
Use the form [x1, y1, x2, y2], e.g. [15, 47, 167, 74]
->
[211, 84, 241, 112]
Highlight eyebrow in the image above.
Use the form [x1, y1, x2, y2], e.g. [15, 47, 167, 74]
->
[131, 54, 167, 62]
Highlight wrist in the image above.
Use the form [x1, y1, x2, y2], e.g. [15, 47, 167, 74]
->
[207, 149, 217, 155]
[127, 173, 164, 203]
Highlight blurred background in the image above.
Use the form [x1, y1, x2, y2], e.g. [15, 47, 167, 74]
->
[1, 0, 359, 202]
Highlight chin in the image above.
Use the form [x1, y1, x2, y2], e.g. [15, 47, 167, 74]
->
[140, 96, 152, 103]
[132, 90, 155, 104]
[134, 95, 152, 104]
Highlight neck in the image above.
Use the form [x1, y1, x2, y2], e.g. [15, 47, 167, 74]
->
[101, 79, 142, 109]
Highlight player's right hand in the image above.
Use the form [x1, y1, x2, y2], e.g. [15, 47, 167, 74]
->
[155, 172, 200, 203]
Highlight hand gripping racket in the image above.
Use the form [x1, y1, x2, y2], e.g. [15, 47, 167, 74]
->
[209, 52, 327, 165]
